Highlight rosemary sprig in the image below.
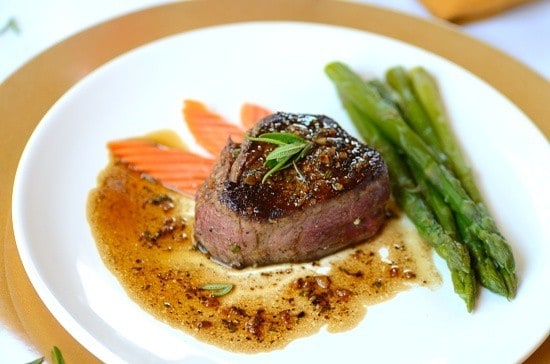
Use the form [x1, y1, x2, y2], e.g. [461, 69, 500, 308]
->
[201, 283, 234, 297]
[27, 346, 64, 364]
[0, 18, 20, 36]
[247, 132, 312, 183]
[26, 358, 44, 364]
[51, 346, 65, 364]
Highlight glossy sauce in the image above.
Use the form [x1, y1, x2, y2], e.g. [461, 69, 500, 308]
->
[87, 161, 441, 353]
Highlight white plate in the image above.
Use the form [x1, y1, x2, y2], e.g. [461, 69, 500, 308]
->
[12, 22, 550, 364]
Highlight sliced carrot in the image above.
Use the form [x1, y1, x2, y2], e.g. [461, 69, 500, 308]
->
[182, 99, 244, 157]
[240, 102, 272, 130]
[107, 100, 272, 197]
[163, 178, 210, 197]
[107, 138, 214, 196]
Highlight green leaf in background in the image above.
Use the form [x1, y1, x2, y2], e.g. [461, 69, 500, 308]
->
[0, 17, 20, 35]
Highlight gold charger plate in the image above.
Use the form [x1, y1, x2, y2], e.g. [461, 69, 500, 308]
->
[1, 0, 548, 362]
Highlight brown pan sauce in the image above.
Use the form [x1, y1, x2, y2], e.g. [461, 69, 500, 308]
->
[87, 158, 440, 353]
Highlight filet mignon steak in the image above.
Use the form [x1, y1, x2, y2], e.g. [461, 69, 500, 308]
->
[194, 112, 390, 268]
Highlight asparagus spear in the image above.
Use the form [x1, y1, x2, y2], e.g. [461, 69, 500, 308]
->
[365, 78, 445, 162]
[379, 71, 514, 299]
[411, 164, 513, 299]
[381, 70, 458, 238]
[399, 185, 476, 311]
[341, 95, 476, 311]
[325, 61, 516, 297]
[408, 66, 482, 203]
[385, 66, 447, 164]
[456, 214, 510, 297]
[407, 159, 458, 240]
[385, 66, 513, 298]
[367, 79, 402, 111]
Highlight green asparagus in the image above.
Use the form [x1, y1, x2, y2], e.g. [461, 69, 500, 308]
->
[383, 69, 458, 238]
[386, 66, 447, 164]
[456, 214, 510, 298]
[409, 66, 482, 203]
[407, 159, 458, 240]
[325, 61, 517, 299]
[394, 66, 513, 298]
[341, 95, 476, 311]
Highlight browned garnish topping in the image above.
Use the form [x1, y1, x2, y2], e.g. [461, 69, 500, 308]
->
[200, 296, 220, 308]
[335, 288, 352, 302]
[197, 320, 213, 330]
[390, 266, 400, 277]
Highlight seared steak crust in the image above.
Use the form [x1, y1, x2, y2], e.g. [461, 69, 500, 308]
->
[194, 112, 390, 268]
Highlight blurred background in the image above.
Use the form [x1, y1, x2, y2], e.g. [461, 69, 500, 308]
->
[1, 0, 549, 83]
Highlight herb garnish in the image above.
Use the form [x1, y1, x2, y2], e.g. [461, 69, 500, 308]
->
[51, 346, 65, 364]
[0, 18, 20, 36]
[247, 132, 312, 183]
[201, 283, 234, 297]
[28, 346, 65, 364]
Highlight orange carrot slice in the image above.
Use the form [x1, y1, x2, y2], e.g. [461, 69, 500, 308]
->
[162, 178, 210, 197]
[240, 102, 272, 129]
[107, 138, 214, 196]
[108, 101, 272, 196]
[183, 99, 244, 157]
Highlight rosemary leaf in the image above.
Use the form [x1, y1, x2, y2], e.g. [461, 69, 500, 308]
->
[202, 283, 234, 297]
[265, 142, 309, 161]
[248, 132, 304, 145]
[298, 142, 313, 159]
[51, 346, 65, 364]
[246, 132, 312, 182]
[0, 18, 20, 35]
[262, 155, 292, 183]
[26, 346, 64, 364]
[25, 358, 44, 364]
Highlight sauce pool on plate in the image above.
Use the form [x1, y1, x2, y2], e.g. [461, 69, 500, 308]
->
[87, 157, 441, 353]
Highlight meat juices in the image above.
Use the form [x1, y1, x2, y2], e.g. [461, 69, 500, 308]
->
[194, 112, 390, 268]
